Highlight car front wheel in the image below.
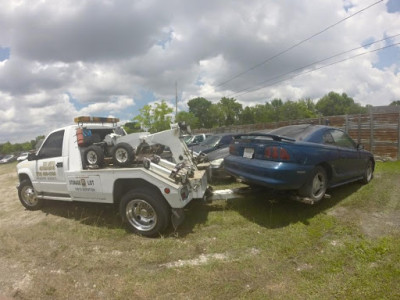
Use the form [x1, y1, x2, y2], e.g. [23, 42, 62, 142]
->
[299, 166, 328, 203]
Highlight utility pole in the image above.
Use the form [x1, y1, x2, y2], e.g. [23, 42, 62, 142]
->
[175, 81, 178, 117]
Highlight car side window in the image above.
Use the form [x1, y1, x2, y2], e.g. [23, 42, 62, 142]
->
[193, 135, 203, 143]
[330, 130, 356, 149]
[38, 130, 64, 158]
[322, 132, 335, 145]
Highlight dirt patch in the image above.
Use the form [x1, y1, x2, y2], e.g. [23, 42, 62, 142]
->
[328, 206, 400, 238]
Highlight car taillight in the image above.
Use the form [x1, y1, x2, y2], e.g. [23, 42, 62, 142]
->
[264, 146, 291, 161]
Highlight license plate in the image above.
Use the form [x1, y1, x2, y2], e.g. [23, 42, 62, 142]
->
[243, 148, 254, 158]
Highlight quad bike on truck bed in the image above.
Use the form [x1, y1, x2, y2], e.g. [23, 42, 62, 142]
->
[16, 116, 209, 237]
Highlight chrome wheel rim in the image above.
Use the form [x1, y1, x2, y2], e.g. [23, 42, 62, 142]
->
[87, 150, 98, 164]
[21, 185, 38, 206]
[115, 148, 128, 163]
[366, 162, 373, 181]
[311, 171, 326, 199]
[126, 199, 157, 231]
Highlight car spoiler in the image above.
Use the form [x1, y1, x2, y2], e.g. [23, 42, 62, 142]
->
[233, 133, 296, 142]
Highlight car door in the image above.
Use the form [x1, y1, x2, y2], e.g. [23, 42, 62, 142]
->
[330, 129, 364, 180]
[34, 130, 69, 195]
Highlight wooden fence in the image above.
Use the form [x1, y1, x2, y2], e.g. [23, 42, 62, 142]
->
[194, 112, 400, 160]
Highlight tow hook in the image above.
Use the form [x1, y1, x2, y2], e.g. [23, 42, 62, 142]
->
[171, 208, 185, 230]
[203, 186, 214, 203]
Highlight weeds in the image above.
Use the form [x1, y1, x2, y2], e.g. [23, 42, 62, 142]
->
[0, 161, 399, 299]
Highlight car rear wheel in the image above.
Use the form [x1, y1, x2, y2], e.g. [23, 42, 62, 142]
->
[299, 166, 327, 203]
[119, 188, 170, 237]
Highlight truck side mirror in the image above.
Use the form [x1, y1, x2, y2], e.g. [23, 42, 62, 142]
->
[28, 153, 37, 161]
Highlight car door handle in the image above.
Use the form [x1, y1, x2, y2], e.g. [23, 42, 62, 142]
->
[56, 162, 63, 168]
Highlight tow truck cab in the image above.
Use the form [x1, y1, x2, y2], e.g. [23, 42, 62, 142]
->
[17, 117, 208, 236]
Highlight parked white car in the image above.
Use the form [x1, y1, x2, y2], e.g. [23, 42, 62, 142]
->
[17, 152, 29, 162]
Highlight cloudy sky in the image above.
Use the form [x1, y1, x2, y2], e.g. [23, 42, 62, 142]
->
[1, 0, 400, 143]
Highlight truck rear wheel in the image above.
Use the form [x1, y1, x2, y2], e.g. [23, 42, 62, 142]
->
[112, 143, 134, 168]
[18, 179, 43, 210]
[119, 189, 170, 237]
[84, 145, 104, 167]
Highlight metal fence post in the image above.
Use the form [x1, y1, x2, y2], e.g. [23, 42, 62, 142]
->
[398, 112, 400, 160]
[370, 111, 374, 153]
[358, 114, 361, 144]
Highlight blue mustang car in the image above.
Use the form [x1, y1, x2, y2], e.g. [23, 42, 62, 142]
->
[224, 124, 374, 202]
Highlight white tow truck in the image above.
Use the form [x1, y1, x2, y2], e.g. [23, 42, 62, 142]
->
[16, 117, 209, 236]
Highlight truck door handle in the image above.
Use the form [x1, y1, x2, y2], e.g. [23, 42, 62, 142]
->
[56, 162, 63, 168]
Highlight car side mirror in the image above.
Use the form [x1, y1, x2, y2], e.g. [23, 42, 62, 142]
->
[28, 153, 37, 161]
[356, 143, 364, 150]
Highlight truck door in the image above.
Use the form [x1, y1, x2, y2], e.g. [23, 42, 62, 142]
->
[34, 129, 69, 196]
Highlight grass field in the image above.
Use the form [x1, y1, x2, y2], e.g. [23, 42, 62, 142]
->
[0, 161, 399, 299]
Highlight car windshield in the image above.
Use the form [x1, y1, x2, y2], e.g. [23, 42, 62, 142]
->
[200, 135, 221, 147]
[182, 135, 193, 143]
[3, 155, 13, 159]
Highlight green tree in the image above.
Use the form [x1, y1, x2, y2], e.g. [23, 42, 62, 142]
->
[175, 111, 199, 129]
[269, 99, 284, 121]
[187, 97, 212, 128]
[134, 104, 153, 131]
[1, 142, 13, 154]
[297, 98, 317, 118]
[134, 100, 173, 133]
[217, 97, 243, 126]
[280, 99, 318, 121]
[208, 104, 225, 127]
[390, 100, 400, 106]
[153, 101, 174, 132]
[239, 106, 255, 125]
[316, 92, 366, 116]
[123, 121, 142, 134]
[255, 104, 273, 123]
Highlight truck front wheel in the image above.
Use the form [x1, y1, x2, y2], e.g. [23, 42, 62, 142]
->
[18, 179, 43, 210]
[119, 189, 170, 237]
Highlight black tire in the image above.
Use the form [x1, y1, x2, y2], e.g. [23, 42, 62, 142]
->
[119, 189, 170, 237]
[112, 143, 134, 167]
[361, 159, 374, 184]
[18, 179, 43, 210]
[298, 166, 328, 202]
[84, 145, 104, 167]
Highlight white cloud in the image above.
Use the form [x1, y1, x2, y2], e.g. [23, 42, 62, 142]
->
[0, 0, 399, 143]
[78, 96, 135, 115]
